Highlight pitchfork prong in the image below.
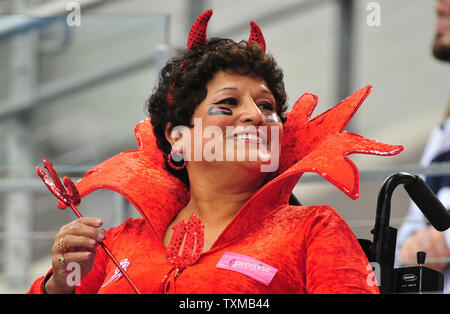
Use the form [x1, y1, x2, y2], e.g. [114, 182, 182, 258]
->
[43, 158, 66, 193]
[36, 165, 67, 203]
[63, 176, 81, 205]
[36, 160, 76, 205]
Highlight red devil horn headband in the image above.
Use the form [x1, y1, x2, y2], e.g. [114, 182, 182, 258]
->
[187, 9, 266, 52]
[187, 9, 213, 50]
[173, 10, 266, 104]
[248, 21, 266, 51]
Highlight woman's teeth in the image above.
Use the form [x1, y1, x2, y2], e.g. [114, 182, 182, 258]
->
[235, 133, 260, 141]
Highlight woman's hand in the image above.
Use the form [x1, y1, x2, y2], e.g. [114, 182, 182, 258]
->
[45, 217, 105, 294]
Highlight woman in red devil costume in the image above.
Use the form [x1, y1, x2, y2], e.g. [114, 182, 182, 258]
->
[28, 9, 403, 294]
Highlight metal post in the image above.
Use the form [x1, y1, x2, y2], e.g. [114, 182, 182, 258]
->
[3, 115, 35, 287]
[336, 0, 355, 127]
[3, 0, 39, 287]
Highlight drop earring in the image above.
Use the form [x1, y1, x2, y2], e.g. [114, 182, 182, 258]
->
[167, 148, 186, 170]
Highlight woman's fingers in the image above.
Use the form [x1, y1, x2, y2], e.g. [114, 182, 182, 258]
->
[55, 234, 99, 253]
[52, 217, 105, 266]
[61, 216, 104, 231]
[48, 217, 105, 293]
[53, 251, 95, 265]
[75, 217, 104, 228]
[57, 218, 105, 244]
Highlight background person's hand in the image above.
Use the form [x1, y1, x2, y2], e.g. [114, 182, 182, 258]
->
[45, 217, 105, 293]
[400, 225, 450, 272]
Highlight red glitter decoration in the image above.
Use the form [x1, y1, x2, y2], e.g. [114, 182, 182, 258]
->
[166, 213, 204, 268]
[248, 21, 266, 51]
[187, 9, 213, 50]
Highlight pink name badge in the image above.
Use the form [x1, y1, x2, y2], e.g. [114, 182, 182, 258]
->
[216, 252, 278, 286]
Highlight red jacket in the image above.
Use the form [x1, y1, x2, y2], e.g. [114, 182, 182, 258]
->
[28, 86, 402, 294]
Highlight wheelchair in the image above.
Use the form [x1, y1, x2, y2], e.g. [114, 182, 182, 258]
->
[289, 172, 450, 294]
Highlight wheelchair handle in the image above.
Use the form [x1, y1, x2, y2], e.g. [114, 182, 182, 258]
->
[370, 172, 450, 293]
[404, 175, 450, 231]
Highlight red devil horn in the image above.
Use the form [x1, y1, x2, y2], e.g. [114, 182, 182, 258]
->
[187, 9, 213, 50]
[248, 21, 266, 52]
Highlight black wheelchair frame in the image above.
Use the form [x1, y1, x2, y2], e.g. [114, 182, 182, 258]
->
[290, 172, 450, 294]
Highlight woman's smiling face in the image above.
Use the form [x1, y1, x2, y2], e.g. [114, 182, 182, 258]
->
[180, 70, 283, 171]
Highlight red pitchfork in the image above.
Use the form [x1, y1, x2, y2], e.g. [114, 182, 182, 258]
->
[36, 158, 141, 294]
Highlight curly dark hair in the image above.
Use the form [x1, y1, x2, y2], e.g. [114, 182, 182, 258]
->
[145, 38, 287, 185]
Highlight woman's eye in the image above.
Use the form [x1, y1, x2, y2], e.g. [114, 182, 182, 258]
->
[258, 101, 275, 111]
[218, 98, 238, 106]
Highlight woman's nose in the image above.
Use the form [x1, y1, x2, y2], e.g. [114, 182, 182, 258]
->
[238, 98, 264, 125]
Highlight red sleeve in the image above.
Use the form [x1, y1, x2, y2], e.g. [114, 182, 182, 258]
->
[304, 205, 379, 294]
[27, 268, 53, 294]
